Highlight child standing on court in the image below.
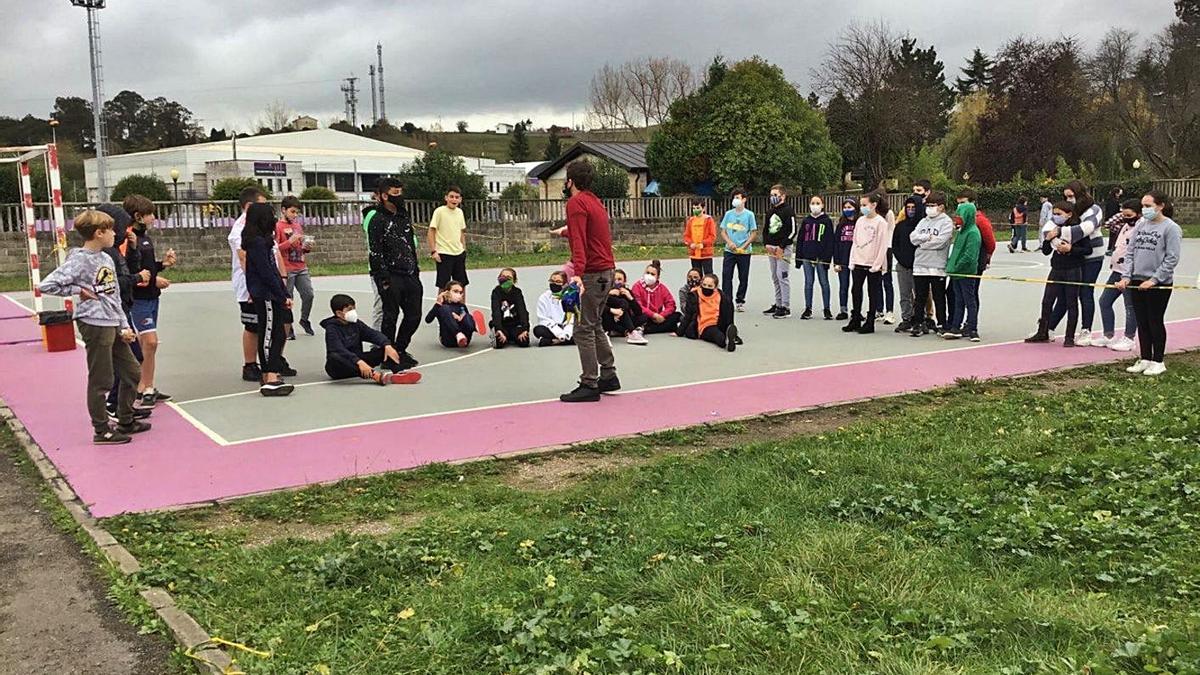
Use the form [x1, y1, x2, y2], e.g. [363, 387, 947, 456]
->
[425, 280, 485, 348]
[1095, 199, 1141, 351]
[831, 200, 857, 321]
[428, 185, 469, 298]
[796, 195, 835, 320]
[683, 198, 716, 274]
[762, 184, 797, 318]
[719, 188, 757, 312]
[242, 203, 295, 396]
[321, 294, 420, 385]
[276, 195, 315, 336]
[490, 268, 531, 349]
[123, 195, 175, 409]
[38, 210, 148, 444]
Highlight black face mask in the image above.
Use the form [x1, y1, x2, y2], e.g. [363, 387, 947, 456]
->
[562, 184, 572, 200]
[686, 278, 699, 287]
[701, 287, 715, 297]
[549, 283, 564, 293]
[387, 194, 405, 209]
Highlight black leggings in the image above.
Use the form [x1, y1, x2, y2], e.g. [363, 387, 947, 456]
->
[850, 265, 883, 319]
[378, 274, 423, 353]
[677, 319, 728, 348]
[254, 298, 287, 375]
[637, 312, 681, 334]
[912, 275, 946, 329]
[493, 320, 530, 349]
[533, 325, 572, 347]
[325, 346, 400, 380]
[1129, 283, 1172, 362]
[1041, 268, 1081, 339]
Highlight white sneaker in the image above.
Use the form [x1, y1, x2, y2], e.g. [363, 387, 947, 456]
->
[1107, 336, 1135, 352]
[1075, 330, 1093, 347]
[882, 312, 896, 325]
[1090, 335, 1111, 348]
[626, 329, 648, 346]
[1143, 361, 1167, 376]
[1126, 359, 1150, 373]
[735, 303, 745, 313]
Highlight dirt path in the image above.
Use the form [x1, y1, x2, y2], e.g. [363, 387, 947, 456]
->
[0, 436, 174, 675]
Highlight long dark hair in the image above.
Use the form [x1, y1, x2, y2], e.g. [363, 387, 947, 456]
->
[1145, 190, 1175, 219]
[865, 191, 890, 218]
[1063, 180, 1095, 226]
[241, 202, 277, 250]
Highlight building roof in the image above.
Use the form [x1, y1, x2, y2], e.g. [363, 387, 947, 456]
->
[96, 128, 427, 162]
[533, 141, 649, 180]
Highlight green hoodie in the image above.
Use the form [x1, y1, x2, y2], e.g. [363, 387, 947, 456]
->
[946, 202, 982, 276]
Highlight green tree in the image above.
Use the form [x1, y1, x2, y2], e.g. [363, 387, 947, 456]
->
[500, 182, 539, 200]
[1053, 155, 1077, 181]
[823, 91, 860, 180]
[455, 120, 468, 133]
[955, 48, 995, 97]
[110, 174, 171, 201]
[590, 158, 631, 199]
[400, 147, 487, 201]
[509, 122, 530, 162]
[212, 177, 273, 202]
[647, 57, 840, 195]
[52, 96, 95, 152]
[299, 186, 337, 201]
[940, 91, 989, 180]
[544, 127, 562, 161]
[887, 38, 954, 147]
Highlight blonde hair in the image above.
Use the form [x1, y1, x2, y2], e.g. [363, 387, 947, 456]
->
[73, 209, 115, 240]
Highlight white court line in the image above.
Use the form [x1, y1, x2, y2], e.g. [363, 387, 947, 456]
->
[0, 293, 86, 348]
[173, 347, 495, 406]
[164, 401, 231, 445]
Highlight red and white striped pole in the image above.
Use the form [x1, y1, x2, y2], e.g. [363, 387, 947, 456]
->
[46, 143, 73, 313]
[19, 160, 43, 314]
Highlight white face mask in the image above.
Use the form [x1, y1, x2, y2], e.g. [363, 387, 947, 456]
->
[343, 309, 359, 324]
[926, 205, 940, 217]
[643, 273, 657, 286]
[731, 198, 743, 209]
[810, 204, 823, 215]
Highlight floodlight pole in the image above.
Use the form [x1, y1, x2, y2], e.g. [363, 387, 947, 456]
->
[71, 0, 109, 202]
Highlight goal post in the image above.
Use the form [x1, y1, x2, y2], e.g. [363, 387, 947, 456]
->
[0, 144, 71, 314]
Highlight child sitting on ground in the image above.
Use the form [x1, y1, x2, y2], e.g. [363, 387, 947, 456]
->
[490, 267, 530, 349]
[603, 269, 644, 343]
[321, 294, 421, 385]
[631, 260, 680, 337]
[676, 273, 740, 352]
[38, 209, 148, 444]
[534, 271, 575, 346]
[424, 281, 485, 348]
[679, 268, 702, 312]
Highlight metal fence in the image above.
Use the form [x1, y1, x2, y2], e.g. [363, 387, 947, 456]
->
[1, 193, 907, 233]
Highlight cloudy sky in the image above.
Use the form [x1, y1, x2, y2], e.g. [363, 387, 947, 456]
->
[0, 0, 1179, 133]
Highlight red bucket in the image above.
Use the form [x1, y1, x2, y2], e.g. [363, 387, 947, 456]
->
[38, 310, 76, 352]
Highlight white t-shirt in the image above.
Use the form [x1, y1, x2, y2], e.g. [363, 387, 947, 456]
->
[229, 213, 249, 303]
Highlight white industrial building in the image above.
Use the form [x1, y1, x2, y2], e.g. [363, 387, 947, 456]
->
[84, 128, 532, 200]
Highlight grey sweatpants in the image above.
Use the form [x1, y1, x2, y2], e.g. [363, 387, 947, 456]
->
[371, 283, 383, 331]
[769, 246, 792, 308]
[896, 263, 915, 323]
[575, 270, 617, 388]
[286, 269, 315, 323]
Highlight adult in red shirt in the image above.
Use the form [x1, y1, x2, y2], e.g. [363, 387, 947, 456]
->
[560, 160, 619, 403]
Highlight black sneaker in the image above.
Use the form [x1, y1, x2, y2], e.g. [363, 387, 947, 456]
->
[762, 304, 779, 316]
[823, 309, 833, 320]
[560, 384, 601, 403]
[774, 307, 792, 319]
[399, 352, 419, 370]
[835, 311, 848, 321]
[138, 391, 157, 409]
[109, 407, 152, 424]
[287, 332, 296, 341]
[153, 390, 172, 402]
[94, 429, 131, 445]
[943, 331, 962, 340]
[260, 380, 295, 397]
[726, 325, 739, 352]
[300, 319, 314, 336]
[116, 420, 152, 435]
[968, 332, 981, 342]
[242, 363, 262, 382]
[910, 326, 926, 337]
[598, 376, 621, 393]
[799, 308, 812, 320]
[281, 364, 299, 377]
[895, 320, 911, 333]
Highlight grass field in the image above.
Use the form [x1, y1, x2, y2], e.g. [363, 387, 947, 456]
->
[93, 354, 1200, 674]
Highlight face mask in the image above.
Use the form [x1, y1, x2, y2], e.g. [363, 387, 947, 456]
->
[842, 208, 856, 218]
[686, 277, 700, 287]
[926, 206, 940, 217]
[810, 204, 822, 215]
[1051, 214, 1067, 225]
[860, 206, 872, 216]
[499, 278, 514, 291]
[1141, 206, 1158, 220]
[769, 195, 781, 206]
[906, 208, 916, 218]
[731, 198, 743, 209]
[342, 309, 359, 324]
[549, 282, 563, 293]
[614, 280, 625, 289]
[643, 273, 657, 286]
[692, 207, 702, 216]
[387, 194, 404, 209]
[562, 185, 572, 200]
[701, 287, 715, 297]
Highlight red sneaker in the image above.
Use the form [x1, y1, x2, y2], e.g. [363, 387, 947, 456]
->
[472, 310, 487, 335]
[389, 371, 422, 385]
[456, 332, 469, 348]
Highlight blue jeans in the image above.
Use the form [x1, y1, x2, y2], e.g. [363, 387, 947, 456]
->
[1098, 270, 1137, 339]
[1011, 225, 1028, 250]
[836, 266, 851, 312]
[721, 251, 751, 304]
[949, 277, 979, 333]
[801, 260, 831, 311]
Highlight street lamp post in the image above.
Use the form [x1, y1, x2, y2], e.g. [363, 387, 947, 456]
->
[170, 168, 180, 202]
[49, 119, 59, 146]
[69, 0, 109, 201]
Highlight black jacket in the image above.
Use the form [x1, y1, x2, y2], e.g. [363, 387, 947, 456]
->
[127, 225, 163, 301]
[832, 217, 856, 267]
[891, 217, 918, 269]
[491, 286, 530, 333]
[1042, 233, 1096, 269]
[242, 235, 287, 302]
[321, 315, 391, 366]
[95, 204, 137, 312]
[678, 287, 734, 334]
[365, 201, 419, 281]
[762, 201, 797, 248]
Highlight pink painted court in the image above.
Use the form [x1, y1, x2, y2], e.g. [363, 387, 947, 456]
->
[4, 255, 1200, 518]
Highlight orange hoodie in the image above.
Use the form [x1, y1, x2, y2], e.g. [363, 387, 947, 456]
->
[684, 215, 716, 260]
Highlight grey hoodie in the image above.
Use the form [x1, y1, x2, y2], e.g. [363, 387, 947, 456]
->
[909, 211, 955, 276]
[37, 247, 128, 329]
[1124, 216, 1182, 285]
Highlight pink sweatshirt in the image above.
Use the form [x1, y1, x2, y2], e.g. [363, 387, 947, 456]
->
[849, 214, 889, 270]
[631, 279, 676, 316]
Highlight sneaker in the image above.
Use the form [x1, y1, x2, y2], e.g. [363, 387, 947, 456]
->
[242, 363, 262, 382]
[370, 370, 390, 386]
[116, 420, 152, 435]
[281, 364, 299, 377]
[598, 375, 621, 393]
[835, 311, 848, 321]
[762, 304, 779, 315]
[456, 332, 469, 348]
[389, 371, 422, 385]
[287, 332, 296, 341]
[1108, 336, 1136, 352]
[1143, 361, 1167, 376]
[109, 408, 152, 424]
[943, 331, 962, 340]
[823, 309, 833, 320]
[882, 312, 896, 325]
[726, 325, 739, 352]
[894, 320, 911, 333]
[260, 380, 295, 397]
[1126, 359, 1150, 373]
[399, 352, 419, 370]
[799, 308, 812, 320]
[1090, 335, 1111, 348]
[910, 326, 927, 337]
[774, 307, 792, 319]
[472, 310, 487, 335]
[968, 332, 981, 342]
[93, 429, 131, 445]
[300, 319, 314, 336]
[1007, 242, 1015, 253]
[560, 384, 601, 403]
[627, 329, 648, 345]
[153, 390, 171, 402]
[1063, 338, 1076, 348]
[736, 303, 745, 313]
[1075, 330, 1093, 347]
[138, 391, 157, 409]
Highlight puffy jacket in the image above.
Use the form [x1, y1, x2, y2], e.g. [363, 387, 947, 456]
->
[365, 201, 419, 280]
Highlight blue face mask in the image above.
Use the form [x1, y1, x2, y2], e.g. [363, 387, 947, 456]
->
[842, 208, 856, 218]
[1141, 206, 1158, 220]
[860, 206, 872, 216]
[1051, 214, 1067, 225]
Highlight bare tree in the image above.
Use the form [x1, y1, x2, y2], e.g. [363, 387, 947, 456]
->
[262, 99, 293, 132]
[588, 57, 696, 138]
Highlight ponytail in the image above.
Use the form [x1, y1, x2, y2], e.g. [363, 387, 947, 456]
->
[1146, 190, 1175, 218]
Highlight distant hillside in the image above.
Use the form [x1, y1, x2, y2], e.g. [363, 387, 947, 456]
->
[373, 128, 653, 162]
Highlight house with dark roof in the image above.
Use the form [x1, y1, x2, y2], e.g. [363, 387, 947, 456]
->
[531, 141, 650, 199]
